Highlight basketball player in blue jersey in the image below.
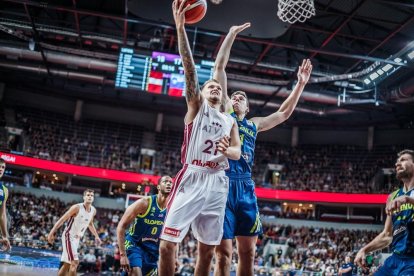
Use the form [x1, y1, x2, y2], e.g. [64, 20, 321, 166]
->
[213, 24, 313, 276]
[355, 149, 414, 275]
[0, 158, 10, 251]
[116, 175, 173, 276]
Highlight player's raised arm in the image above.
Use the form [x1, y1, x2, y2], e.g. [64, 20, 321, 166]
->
[116, 197, 150, 272]
[172, 0, 202, 121]
[214, 23, 251, 112]
[47, 204, 80, 244]
[250, 59, 312, 132]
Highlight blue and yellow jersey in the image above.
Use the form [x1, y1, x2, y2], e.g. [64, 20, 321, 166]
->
[390, 188, 414, 256]
[125, 195, 166, 256]
[0, 183, 7, 208]
[228, 111, 258, 177]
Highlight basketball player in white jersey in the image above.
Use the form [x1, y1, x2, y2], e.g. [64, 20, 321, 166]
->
[158, 2, 241, 276]
[47, 189, 102, 276]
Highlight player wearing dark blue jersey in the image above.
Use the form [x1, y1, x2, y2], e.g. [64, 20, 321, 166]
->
[117, 175, 172, 276]
[0, 158, 10, 251]
[213, 23, 313, 276]
[355, 150, 414, 276]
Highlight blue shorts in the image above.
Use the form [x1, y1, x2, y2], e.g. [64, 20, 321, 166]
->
[375, 254, 414, 276]
[222, 174, 262, 239]
[125, 244, 158, 275]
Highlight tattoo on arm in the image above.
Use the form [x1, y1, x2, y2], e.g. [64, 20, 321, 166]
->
[177, 27, 200, 103]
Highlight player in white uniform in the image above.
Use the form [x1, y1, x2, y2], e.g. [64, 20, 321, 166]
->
[47, 189, 102, 276]
[158, 2, 241, 276]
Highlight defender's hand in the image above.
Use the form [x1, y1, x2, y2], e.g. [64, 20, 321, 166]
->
[229, 23, 251, 36]
[297, 59, 312, 84]
[217, 136, 230, 155]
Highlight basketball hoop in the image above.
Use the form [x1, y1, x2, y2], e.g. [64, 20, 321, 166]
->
[277, 0, 315, 24]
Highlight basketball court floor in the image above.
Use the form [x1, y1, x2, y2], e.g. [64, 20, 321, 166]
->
[0, 263, 58, 276]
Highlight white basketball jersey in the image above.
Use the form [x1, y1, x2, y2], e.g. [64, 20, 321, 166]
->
[181, 99, 235, 170]
[64, 203, 95, 238]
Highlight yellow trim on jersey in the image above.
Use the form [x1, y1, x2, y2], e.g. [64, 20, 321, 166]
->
[390, 189, 400, 201]
[229, 107, 258, 130]
[137, 196, 152, 218]
[250, 212, 261, 234]
[125, 240, 132, 250]
[0, 184, 6, 206]
[145, 268, 157, 276]
[129, 196, 152, 235]
[128, 220, 136, 235]
[155, 196, 166, 212]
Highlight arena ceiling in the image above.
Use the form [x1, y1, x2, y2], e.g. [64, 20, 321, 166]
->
[0, 0, 413, 127]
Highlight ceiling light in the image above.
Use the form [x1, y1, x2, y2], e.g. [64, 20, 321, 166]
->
[382, 64, 393, 72]
[364, 79, 371, 85]
[369, 72, 379, 80]
[408, 51, 414, 59]
[394, 57, 402, 63]
[377, 69, 384, 75]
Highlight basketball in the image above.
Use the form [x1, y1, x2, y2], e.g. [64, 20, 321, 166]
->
[181, 0, 207, 24]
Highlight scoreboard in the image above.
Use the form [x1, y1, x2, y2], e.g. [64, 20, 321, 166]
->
[115, 48, 151, 90]
[115, 48, 214, 97]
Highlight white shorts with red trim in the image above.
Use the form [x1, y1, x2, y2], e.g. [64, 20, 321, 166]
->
[61, 233, 80, 264]
[161, 164, 229, 245]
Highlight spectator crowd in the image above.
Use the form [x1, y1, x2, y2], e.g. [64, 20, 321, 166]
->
[5, 190, 385, 275]
[8, 107, 407, 195]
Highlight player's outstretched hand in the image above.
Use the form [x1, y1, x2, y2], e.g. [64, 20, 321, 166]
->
[354, 248, 366, 268]
[297, 59, 312, 84]
[172, 0, 192, 28]
[229, 22, 251, 36]
[120, 254, 131, 273]
[216, 136, 230, 155]
[0, 237, 11, 251]
[47, 232, 55, 245]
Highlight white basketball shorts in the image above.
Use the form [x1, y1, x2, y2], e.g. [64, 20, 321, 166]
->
[160, 164, 229, 245]
[61, 233, 80, 264]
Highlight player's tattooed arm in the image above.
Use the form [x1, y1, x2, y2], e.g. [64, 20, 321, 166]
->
[173, 0, 201, 106]
[179, 30, 200, 105]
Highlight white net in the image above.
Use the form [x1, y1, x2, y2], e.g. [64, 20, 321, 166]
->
[277, 0, 316, 24]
